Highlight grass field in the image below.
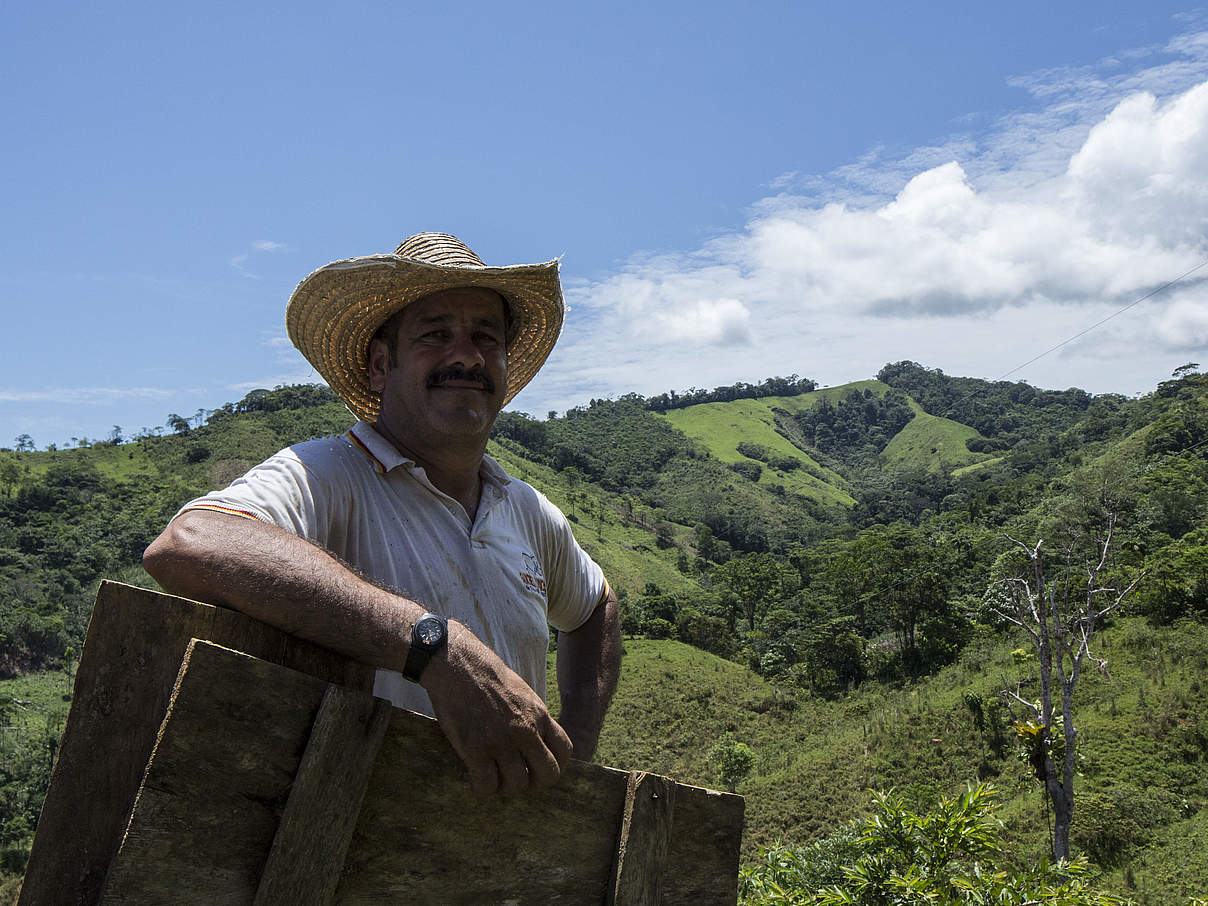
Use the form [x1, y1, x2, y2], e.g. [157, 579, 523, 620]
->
[548, 617, 1208, 901]
[655, 379, 997, 505]
[487, 440, 699, 597]
[0, 671, 71, 734]
[881, 410, 992, 472]
[656, 395, 855, 507]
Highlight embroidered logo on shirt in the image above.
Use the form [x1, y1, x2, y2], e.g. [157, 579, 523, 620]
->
[519, 552, 547, 596]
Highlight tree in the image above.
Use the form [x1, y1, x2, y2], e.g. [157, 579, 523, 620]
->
[711, 552, 795, 631]
[165, 413, 190, 434]
[990, 508, 1144, 863]
[707, 734, 754, 792]
[0, 455, 20, 496]
[13, 434, 35, 453]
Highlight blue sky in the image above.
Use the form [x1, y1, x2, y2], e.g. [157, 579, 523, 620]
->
[3, 1, 1207, 448]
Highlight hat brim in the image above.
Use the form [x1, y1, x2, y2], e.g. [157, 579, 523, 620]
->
[286, 254, 564, 422]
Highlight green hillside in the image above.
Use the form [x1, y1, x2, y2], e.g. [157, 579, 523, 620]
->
[3, 365, 1207, 903]
[657, 396, 854, 507]
[657, 378, 997, 500]
[547, 616, 1208, 900]
[881, 409, 991, 471]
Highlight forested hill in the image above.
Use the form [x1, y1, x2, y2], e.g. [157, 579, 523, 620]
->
[3, 360, 1205, 689]
[2, 363, 1207, 901]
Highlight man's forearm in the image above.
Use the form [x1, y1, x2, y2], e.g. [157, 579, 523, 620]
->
[555, 588, 621, 760]
[144, 509, 577, 796]
[143, 510, 419, 672]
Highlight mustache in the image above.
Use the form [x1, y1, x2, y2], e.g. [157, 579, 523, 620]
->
[426, 366, 496, 393]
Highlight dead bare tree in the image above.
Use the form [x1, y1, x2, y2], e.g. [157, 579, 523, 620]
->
[990, 510, 1144, 863]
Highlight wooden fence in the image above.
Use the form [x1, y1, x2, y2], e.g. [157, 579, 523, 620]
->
[19, 582, 744, 905]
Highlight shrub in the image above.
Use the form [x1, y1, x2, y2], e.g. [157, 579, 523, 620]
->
[729, 460, 763, 482]
[736, 442, 770, 462]
[707, 734, 755, 792]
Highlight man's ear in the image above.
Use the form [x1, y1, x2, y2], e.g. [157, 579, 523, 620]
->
[367, 337, 390, 392]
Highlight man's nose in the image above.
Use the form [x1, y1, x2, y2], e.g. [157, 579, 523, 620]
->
[446, 330, 485, 366]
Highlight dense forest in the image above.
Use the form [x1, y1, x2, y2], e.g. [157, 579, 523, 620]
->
[2, 363, 1206, 903]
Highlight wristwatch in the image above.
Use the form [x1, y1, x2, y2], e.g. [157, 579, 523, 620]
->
[403, 612, 448, 682]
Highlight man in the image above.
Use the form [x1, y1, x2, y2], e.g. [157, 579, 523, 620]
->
[143, 233, 621, 798]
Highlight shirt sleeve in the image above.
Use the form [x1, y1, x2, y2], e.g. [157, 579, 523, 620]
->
[175, 448, 324, 543]
[534, 490, 608, 633]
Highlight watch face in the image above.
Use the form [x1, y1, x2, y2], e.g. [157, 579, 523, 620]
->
[415, 617, 445, 648]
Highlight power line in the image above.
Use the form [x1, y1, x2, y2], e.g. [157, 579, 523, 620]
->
[993, 257, 1208, 384]
[917, 254, 1208, 427]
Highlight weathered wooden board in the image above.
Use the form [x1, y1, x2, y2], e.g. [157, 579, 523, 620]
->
[610, 772, 676, 906]
[101, 640, 334, 903]
[100, 640, 744, 905]
[254, 685, 392, 906]
[658, 782, 746, 905]
[335, 700, 742, 905]
[335, 709, 633, 904]
[20, 581, 374, 906]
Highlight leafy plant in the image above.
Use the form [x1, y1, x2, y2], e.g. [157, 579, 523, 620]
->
[742, 785, 1126, 906]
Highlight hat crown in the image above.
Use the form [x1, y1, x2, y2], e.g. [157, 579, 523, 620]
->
[394, 233, 486, 269]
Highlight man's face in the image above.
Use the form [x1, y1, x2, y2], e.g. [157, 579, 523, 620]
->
[368, 287, 509, 452]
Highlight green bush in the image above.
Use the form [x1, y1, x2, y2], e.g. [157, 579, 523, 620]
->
[742, 784, 1127, 906]
[707, 734, 755, 792]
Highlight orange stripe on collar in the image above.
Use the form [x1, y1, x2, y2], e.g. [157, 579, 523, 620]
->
[346, 427, 388, 474]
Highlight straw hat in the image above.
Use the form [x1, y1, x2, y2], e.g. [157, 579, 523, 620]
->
[286, 233, 564, 422]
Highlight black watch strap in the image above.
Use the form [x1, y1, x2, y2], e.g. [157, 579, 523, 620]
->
[403, 613, 448, 682]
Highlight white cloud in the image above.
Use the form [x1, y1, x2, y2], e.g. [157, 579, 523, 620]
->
[230, 239, 289, 277]
[0, 386, 175, 403]
[522, 30, 1208, 413]
[1155, 289, 1208, 349]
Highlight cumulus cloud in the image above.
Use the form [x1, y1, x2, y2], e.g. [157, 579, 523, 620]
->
[518, 29, 1208, 415]
[1155, 290, 1208, 349]
[0, 386, 175, 403]
[230, 239, 290, 277]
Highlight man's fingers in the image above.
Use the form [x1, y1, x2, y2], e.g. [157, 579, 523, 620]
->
[467, 757, 500, 798]
[523, 738, 563, 789]
[426, 622, 575, 796]
[494, 750, 531, 795]
[545, 719, 575, 767]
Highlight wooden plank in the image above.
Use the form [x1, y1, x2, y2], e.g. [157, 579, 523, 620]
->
[101, 639, 331, 904]
[81, 630, 744, 906]
[609, 771, 677, 906]
[20, 581, 373, 906]
[254, 686, 392, 906]
[334, 718, 635, 905]
[659, 783, 745, 906]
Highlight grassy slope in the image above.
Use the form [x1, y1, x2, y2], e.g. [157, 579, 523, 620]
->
[953, 455, 1003, 477]
[656, 381, 995, 506]
[0, 671, 71, 736]
[656, 394, 856, 507]
[881, 395, 992, 472]
[487, 440, 699, 597]
[548, 619, 1207, 903]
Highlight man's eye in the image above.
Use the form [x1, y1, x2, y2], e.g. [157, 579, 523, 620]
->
[476, 333, 502, 345]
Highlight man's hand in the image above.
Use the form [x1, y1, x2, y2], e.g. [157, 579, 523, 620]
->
[144, 512, 573, 796]
[422, 620, 575, 796]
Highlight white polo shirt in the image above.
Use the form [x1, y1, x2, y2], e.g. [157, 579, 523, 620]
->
[177, 421, 607, 715]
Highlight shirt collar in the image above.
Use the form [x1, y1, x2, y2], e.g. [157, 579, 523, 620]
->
[346, 420, 511, 489]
